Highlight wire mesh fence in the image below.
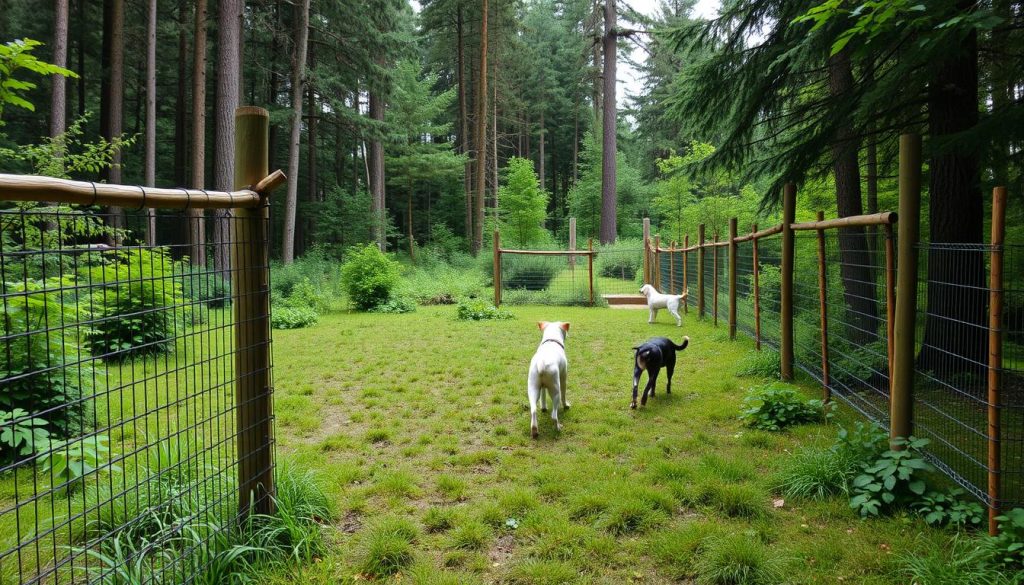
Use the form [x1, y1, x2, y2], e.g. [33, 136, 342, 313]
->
[0, 196, 273, 583]
[497, 250, 596, 306]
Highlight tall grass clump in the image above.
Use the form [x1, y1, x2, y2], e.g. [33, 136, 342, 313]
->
[356, 516, 419, 578]
[776, 422, 887, 500]
[735, 349, 781, 379]
[900, 534, 1022, 585]
[695, 533, 782, 585]
[248, 463, 335, 563]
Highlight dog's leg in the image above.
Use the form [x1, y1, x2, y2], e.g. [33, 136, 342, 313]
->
[641, 369, 659, 406]
[541, 384, 548, 413]
[666, 358, 675, 395]
[631, 363, 643, 409]
[528, 373, 540, 439]
[560, 368, 570, 410]
[648, 307, 656, 324]
[549, 379, 563, 432]
[670, 304, 682, 327]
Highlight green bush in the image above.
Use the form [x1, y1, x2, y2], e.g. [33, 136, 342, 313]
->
[272, 304, 320, 330]
[271, 247, 338, 299]
[504, 255, 559, 291]
[456, 300, 513, 321]
[987, 508, 1024, 569]
[850, 436, 933, 517]
[180, 267, 231, 309]
[0, 277, 94, 439]
[85, 249, 187, 360]
[400, 264, 484, 305]
[372, 296, 417, 314]
[341, 244, 401, 311]
[914, 489, 985, 529]
[288, 277, 333, 315]
[0, 408, 50, 461]
[739, 383, 831, 431]
[596, 238, 644, 280]
[40, 433, 115, 493]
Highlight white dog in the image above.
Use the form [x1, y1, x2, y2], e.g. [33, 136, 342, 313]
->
[527, 321, 570, 438]
[640, 284, 687, 327]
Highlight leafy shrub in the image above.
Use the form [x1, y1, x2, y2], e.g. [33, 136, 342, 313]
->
[180, 267, 231, 308]
[739, 383, 831, 431]
[0, 276, 93, 438]
[288, 277, 332, 315]
[596, 238, 644, 280]
[0, 408, 50, 460]
[400, 264, 484, 305]
[503, 255, 559, 291]
[735, 349, 780, 378]
[456, 300, 513, 321]
[985, 508, 1024, 569]
[371, 296, 417, 314]
[272, 304, 320, 330]
[341, 244, 401, 311]
[913, 489, 985, 529]
[271, 247, 338, 299]
[850, 436, 933, 517]
[41, 434, 116, 492]
[85, 249, 187, 360]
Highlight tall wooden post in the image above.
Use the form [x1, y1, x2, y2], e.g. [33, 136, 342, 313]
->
[891, 134, 921, 443]
[569, 217, 577, 267]
[988, 186, 1007, 534]
[588, 238, 595, 306]
[752, 224, 761, 351]
[713, 233, 719, 327]
[728, 218, 737, 339]
[654, 235, 662, 291]
[781, 183, 796, 381]
[683, 235, 689, 314]
[232, 106, 275, 517]
[815, 211, 830, 400]
[669, 241, 676, 294]
[884, 223, 896, 391]
[643, 217, 651, 284]
[698, 224, 706, 318]
[493, 229, 502, 306]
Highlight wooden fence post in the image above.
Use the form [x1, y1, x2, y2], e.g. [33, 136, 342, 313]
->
[781, 183, 796, 381]
[815, 211, 830, 401]
[643, 218, 651, 284]
[568, 217, 577, 267]
[494, 229, 502, 306]
[752, 224, 761, 351]
[669, 241, 676, 294]
[232, 106, 275, 518]
[588, 238, 595, 306]
[885, 223, 896, 392]
[713, 233, 719, 327]
[654, 234, 662, 291]
[892, 133, 921, 443]
[729, 218, 737, 339]
[698, 224, 706, 318]
[988, 186, 1007, 535]
[683, 235, 689, 314]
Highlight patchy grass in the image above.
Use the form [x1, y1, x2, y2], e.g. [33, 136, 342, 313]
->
[269, 305, 961, 584]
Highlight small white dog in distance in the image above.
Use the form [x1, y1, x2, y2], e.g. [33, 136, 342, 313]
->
[640, 284, 687, 327]
[528, 321, 570, 438]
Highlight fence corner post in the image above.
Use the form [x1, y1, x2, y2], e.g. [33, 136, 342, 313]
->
[654, 234, 661, 291]
[232, 105, 275, 518]
[752, 224, 761, 351]
[683, 234, 689, 314]
[698, 224, 706, 319]
[669, 241, 676, 294]
[815, 211, 830, 401]
[713, 232, 719, 327]
[988, 185, 1007, 535]
[643, 218, 651, 284]
[568, 217, 577, 268]
[494, 229, 502, 307]
[728, 218, 737, 339]
[892, 133, 922, 444]
[588, 238, 595, 306]
[781, 183, 796, 381]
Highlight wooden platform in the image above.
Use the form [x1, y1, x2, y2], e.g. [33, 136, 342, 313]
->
[603, 294, 647, 307]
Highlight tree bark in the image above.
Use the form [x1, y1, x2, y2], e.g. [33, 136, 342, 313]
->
[188, 0, 207, 266]
[599, 0, 617, 244]
[75, 0, 85, 118]
[282, 0, 310, 264]
[305, 67, 318, 254]
[539, 109, 546, 194]
[828, 49, 878, 343]
[458, 4, 472, 242]
[213, 0, 242, 277]
[144, 0, 157, 246]
[100, 0, 125, 232]
[174, 0, 188, 189]
[473, 0, 489, 254]
[408, 179, 415, 261]
[369, 89, 386, 250]
[919, 15, 986, 374]
[50, 0, 68, 140]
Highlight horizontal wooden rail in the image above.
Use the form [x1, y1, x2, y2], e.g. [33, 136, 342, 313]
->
[0, 170, 286, 209]
[790, 211, 897, 231]
[734, 223, 783, 243]
[500, 248, 596, 256]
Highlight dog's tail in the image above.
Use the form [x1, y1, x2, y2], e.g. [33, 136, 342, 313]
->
[673, 336, 690, 351]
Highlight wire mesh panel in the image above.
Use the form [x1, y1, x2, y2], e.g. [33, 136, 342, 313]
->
[0, 206, 272, 584]
[791, 234, 824, 386]
[1000, 244, 1024, 510]
[755, 236, 783, 351]
[499, 251, 595, 306]
[734, 243, 756, 339]
[593, 247, 643, 296]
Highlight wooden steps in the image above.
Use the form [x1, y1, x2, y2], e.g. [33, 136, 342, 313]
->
[603, 294, 647, 307]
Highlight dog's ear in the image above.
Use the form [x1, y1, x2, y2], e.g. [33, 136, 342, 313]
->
[537, 321, 548, 330]
[559, 322, 570, 333]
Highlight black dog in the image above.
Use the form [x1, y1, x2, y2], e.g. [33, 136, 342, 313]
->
[631, 336, 689, 409]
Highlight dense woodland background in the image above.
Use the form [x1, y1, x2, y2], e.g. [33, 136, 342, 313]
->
[0, 0, 1022, 267]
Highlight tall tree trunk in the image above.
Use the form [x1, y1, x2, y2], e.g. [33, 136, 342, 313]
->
[75, 0, 85, 118]
[267, 0, 281, 174]
[305, 72, 318, 254]
[493, 73, 498, 208]
[539, 109, 546, 194]
[458, 4, 472, 242]
[599, 0, 617, 244]
[591, 6, 601, 121]
[473, 0, 488, 254]
[919, 13, 986, 374]
[282, 0, 310, 264]
[100, 0, 125, 232]
[188, 0, 207, 266]
[573, 99, 579, 185]
[174, 0, 188, 188]
[828, 50, 878, 343]
[213, 0, 242, 277]
[369, 89, 386, 250]
[50, 0, 68, 140]
[144, 0, 157, 246]
[408, 179, 415, 261]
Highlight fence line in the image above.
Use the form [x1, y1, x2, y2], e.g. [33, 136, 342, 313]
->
[0, 107, 282, 583]
[643, 135, 1019, 534]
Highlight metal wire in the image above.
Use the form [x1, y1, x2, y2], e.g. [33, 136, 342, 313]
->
[0, 205, 272, 584]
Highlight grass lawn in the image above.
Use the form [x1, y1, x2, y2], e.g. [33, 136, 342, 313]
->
[267, 304, 955, 584]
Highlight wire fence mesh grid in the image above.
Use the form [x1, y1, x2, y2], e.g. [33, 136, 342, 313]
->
[0, 205, 273, 584]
